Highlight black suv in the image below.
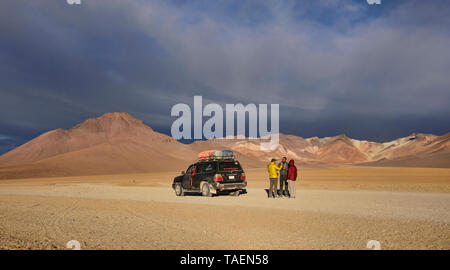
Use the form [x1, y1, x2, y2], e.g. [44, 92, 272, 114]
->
[172, 159, 247, 197]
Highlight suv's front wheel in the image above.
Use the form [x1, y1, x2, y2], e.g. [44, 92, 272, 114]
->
[201, 183, 212, 197]
[175, 183, 184, 196]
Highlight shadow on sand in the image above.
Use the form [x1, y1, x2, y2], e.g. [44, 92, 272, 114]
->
[182, 189, 248, 197]
[264, 189, 290, 198]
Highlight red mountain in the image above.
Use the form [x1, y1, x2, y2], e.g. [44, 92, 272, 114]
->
[0, 112, 448, 179]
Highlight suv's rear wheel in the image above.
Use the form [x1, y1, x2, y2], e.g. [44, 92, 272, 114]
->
[201, 183, 212, 197]
[175, 183, 184, 196]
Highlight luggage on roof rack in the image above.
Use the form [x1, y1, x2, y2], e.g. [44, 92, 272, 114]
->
[198, 150, 235, 160]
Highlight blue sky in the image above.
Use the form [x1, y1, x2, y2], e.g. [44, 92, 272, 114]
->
[0, 0, 449, 154]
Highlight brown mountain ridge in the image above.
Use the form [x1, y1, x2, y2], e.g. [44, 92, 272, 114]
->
[0, 112, 448, 179]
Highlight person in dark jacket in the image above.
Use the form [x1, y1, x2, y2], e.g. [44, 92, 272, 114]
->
[278, 157, 289, 197]
[287, 159, 297, 198]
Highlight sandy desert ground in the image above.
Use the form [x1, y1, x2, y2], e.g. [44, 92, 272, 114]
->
[0, 167, 449, 250]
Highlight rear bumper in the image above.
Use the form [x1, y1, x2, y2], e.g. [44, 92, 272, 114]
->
[217, 181, 247, 191]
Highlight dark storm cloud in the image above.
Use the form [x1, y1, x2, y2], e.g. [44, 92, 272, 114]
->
[0, 0, 449, 153]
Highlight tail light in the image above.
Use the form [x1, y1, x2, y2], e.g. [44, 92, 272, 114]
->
[213, 174, 223, 182]
[240, 173, 246, 181]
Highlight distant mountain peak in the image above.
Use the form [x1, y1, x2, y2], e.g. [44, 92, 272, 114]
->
[71, 112, 152, 133]
[98, 112, 139, 121]
[334, 134, 349, 139]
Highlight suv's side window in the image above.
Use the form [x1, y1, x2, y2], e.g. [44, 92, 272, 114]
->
[196, 162, 214, 174]
[203, 162, 215, 173]
[195, 163, 204, 174]
[186, 165, 195, 175]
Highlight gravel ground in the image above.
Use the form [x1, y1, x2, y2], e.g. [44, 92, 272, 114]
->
[0, 184, 449, 250]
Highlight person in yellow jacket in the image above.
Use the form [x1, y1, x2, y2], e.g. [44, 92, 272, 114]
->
[267, 158, 283, 198]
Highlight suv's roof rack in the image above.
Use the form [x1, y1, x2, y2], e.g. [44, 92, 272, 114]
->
[197, 157, 236, 162]
[197, 150, 235, 162]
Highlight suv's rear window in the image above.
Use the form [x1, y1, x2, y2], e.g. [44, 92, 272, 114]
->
[218, 161, 242, 171]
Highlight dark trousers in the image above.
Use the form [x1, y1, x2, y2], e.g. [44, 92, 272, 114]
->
[279, 173, 288, 195]
[269, 178, 278, 197]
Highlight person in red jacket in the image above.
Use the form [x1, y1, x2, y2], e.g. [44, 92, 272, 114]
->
[287, 159, 297, 198]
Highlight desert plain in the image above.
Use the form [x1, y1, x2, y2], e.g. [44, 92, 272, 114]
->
[0, 166, 449, 250]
